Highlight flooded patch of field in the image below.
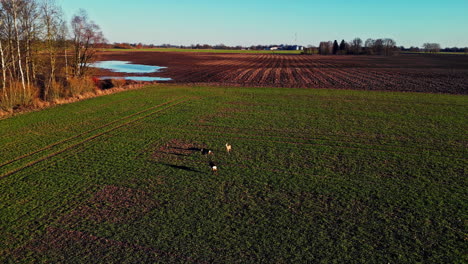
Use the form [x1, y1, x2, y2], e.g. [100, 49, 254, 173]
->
[92, 61, 165, 73]
[93, 61, 172, 81]
[99, 76, 172, 81]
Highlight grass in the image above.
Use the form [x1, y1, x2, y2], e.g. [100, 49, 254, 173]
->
[102, 48, 303, 54]
[0, 85, 466, 263]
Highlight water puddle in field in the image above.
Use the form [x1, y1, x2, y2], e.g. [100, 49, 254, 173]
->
[92, 61, 165, 73]
[99, 76, 172, 81]
[92, 60, 172, 81]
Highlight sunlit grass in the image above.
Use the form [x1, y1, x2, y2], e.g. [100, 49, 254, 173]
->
[0, 85, 465, 263]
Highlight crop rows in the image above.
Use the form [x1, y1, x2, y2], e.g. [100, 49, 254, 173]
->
[185, 55, 468, 94]
[97, 52, 468, 94]
[0, 97, 190, 179]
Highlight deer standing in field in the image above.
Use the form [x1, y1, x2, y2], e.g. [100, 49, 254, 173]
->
[209, 161, 218, 174]
[201, 148, 213, 155]
[225, 143, 232, 154]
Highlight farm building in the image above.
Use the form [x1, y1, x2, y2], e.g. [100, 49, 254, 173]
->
[265, 45, 304, 51]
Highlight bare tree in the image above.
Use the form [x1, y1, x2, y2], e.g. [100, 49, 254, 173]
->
[7, 0, 27, 92]
[0, 1, 105, 110]
[0, 14, 7, 94]
[59, 20, 68, 79]
[383, 38, 397, 56]
[20, 0, 39, 87]
[41, 0, 62, 99]
[350, 37, 362, 55]
[365, 38, 375, 55]
[319, 41, 332, 55]
[2, 0, 16, 78]
[71, 9, 105, 77]
[422, 43, 441, 53]
[0, 38, 6, 95]
[374, 39, 384, 55]
[0, 6, 6, 90]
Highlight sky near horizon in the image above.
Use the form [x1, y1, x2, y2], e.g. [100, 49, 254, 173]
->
[57, 0, 468, 48]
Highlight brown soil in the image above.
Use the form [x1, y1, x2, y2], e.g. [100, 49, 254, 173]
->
[95, 51, 468, 94]
[14, 226, 204, 263]
[58, 185, 158, 225]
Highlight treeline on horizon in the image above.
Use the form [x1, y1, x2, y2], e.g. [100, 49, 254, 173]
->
[316, 38, 399, 55]
[311, 38, 468, 55]
[0, 0, 105, 113]
[111, 40, 468, 54]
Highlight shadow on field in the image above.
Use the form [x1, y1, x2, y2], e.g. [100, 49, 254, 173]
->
[187, 147, 203, 151]
[162, 163, 203, 173]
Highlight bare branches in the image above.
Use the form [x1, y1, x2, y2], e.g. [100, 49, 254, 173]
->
[318, 41, 332, 55]
[350, 38, 362, 55]
[364, 38, 398, 56]
[422, 43, 441, 53]
[0, 0, 105, 110]
[41, 0, 63, 100]
[71, 9, 105, 77]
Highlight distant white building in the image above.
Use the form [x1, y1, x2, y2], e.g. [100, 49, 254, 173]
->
[265, 45, 303, 51]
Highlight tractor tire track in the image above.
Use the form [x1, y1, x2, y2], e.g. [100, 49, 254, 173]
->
[0, 97, 186, 171]
[0, 98, 192, 179]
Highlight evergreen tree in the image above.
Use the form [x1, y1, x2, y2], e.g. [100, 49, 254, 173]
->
[332, 40, 339, 54]
[339, 40, 347, 52]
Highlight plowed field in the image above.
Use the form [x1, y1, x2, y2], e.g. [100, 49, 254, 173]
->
[96, 51, 468, 94]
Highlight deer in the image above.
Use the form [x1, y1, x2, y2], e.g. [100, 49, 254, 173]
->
[209, 161, 218, 174]
[201, 148, 213, 155]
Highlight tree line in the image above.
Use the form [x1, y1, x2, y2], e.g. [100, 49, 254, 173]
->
[109, 41, 468, 55]
[402, 45, 468, 54]
[0, 0, 104, 112]
[315, 38, 398, 56]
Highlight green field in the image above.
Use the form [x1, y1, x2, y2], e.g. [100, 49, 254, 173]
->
[0, 85, 466, 263]
[103, 48, 303, 54]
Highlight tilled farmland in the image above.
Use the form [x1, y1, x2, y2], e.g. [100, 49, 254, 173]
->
[96, 51, 468, 94]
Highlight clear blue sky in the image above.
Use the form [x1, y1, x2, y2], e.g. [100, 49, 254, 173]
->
[58, 0, 468, 48]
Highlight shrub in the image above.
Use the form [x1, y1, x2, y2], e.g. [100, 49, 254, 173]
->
[66, 77, 96, 97]
[0, 82, 37, 111]
[44, 80, 64, 102]
[110, 78, 126, 88]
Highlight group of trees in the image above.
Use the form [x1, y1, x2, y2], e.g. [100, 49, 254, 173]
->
[0, 0, 104, 111]
[316, 39, 467, 55]
[364, 38, 398, 55]
[112, 41, 467, 55]
[318, 38, 398, 56]
[441, 47, 468, 54]
[402, 45, 468, 54]
[422, 43, 441, 53]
